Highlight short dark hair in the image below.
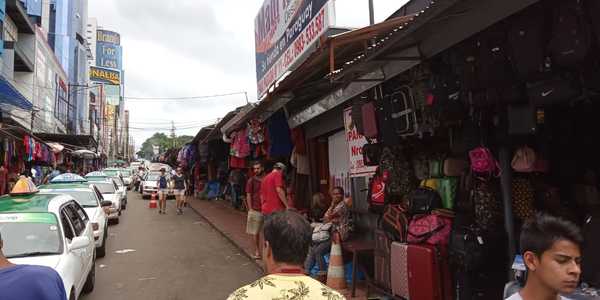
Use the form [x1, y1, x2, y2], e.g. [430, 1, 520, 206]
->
[332, 186, 344, 195]
[263, 210, 311, 265]
[253, 161, 263, 168]
[520, 213, 583, 258]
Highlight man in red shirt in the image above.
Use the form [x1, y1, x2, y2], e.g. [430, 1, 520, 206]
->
[245, 161, 265, 259]
[260, 162, 288, 215]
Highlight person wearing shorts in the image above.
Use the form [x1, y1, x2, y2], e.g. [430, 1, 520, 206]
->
[246, 161, 265, 259]
[173, 167, 187, 215]
[158, 168, 169, 214]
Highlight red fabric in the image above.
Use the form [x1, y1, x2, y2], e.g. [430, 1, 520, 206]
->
[229, 156, 246, 169]
[245, 176, 262, 211]
[261, 170, 285, 214]
[291, 128, 306, 155]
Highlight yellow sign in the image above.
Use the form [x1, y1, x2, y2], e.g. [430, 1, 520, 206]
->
[90, 66, 121, 85]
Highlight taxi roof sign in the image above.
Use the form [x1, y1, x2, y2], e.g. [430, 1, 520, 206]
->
[49, 173, 87, 184]
[10, 176, 39, 195]
[85, 171, 107, 178]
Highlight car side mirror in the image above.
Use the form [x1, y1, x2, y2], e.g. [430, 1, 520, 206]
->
[69, 236, 91, 251]
[101, 200, 112, 207]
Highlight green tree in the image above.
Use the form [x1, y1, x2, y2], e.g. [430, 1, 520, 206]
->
[136, 133, 195, 159]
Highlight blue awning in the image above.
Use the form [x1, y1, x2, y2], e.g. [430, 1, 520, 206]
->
[0, 76, 33, 110]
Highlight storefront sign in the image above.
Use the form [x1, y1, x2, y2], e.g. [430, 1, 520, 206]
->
[104, 84, 120, 106]
[90, 66, 121, 85]
[96, 42, 122, 70]
[97, 30, 121, 45]
[255, 0, 333, 97]
[343, 108, 377, 177]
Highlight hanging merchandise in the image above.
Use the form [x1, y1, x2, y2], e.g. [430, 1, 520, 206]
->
[248, 118, 265, 145]
[290, 147, 310, 175]
[379, 146, 418, 201]
[230, 127, 250, 159]
[469, 147, 500, 177]
[267, 111, 293, 157]
[548, 0, 591, 68]
[511, 177, 536, 222]
[511, 146, 536, 173]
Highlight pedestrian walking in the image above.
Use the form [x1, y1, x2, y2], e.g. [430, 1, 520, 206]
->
[246, 161, 265, 259]
[505, 213, 583, 300]
[173, 167, 187, 215]
[0, 231, 67, 300]
[260, 162, 288, 216]
[227, 210, 346, 300]
[158, 168, 169, 214]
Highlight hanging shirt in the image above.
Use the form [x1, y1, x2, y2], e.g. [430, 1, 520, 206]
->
[267, 111, 293, 157]
[0, 265, 67, 300]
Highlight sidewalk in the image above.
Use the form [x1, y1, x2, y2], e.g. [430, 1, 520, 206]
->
[187, 197, 371, 300]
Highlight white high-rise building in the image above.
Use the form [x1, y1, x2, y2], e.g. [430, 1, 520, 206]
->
[86, 18, 98, 64]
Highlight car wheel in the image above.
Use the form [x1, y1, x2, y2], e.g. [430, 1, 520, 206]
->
[118, 209, 122, 216]
[97, 229, 107, 258]
[113, 217, 120, 225]
[82, 259, 95, 294]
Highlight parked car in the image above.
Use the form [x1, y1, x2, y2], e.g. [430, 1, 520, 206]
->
[39, 182, 111, 258]
[86, 178, 122, 224]
[140, 172, 172, 198]
[103, 168, 133, 190]
[0, 190, 96, 300]
[109, 176, 128, 209]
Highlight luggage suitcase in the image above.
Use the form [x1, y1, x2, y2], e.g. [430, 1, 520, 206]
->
[390, 242, 410, 298]
[352, 97, 367, 135]
[374, 230, 392, 290]
[362, 102, 379, 139]
[407, 244, 444, 300]
[384, 89, 417, 136]
[377, 95, 400, 146]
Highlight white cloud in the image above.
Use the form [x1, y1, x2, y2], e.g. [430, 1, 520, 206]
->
[89, 0, 407, 149]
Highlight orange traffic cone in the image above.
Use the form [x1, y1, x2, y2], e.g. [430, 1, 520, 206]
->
[326, 232, 346, 290]
[149, 192, 158, 209]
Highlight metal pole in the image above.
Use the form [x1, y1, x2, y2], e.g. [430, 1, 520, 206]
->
[368, 0, 375, 25]
[499, 146, 516, 278]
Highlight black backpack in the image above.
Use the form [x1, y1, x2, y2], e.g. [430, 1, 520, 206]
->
[507, 3, 548, 81]
[548, 0, 591, 68]
[478, 25, 515, 89]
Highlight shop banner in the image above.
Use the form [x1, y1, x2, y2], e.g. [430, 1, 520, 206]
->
[343, 108, 377, 177]
[96, 42, 122, 70]
[90, 66, 121, 85]
[255, 0, 333, 97]
[97, 30, 121, 45]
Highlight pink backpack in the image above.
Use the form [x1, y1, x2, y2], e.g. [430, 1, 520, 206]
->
[469, 147, 500, 176]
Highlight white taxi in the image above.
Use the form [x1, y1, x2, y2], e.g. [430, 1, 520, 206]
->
[39, 175, 112, 257]
[0, 178, 96, 300]
[86, 178, 122, 224]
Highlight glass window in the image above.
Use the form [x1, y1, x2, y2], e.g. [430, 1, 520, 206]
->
[46, 190, 98, 207]
[94, 182, 116, 194]
[0, 217, 62, 258]
[64, 204, 84, 236]
[60, 212, 74, 241]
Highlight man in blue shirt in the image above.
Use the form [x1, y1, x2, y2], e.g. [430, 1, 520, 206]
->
[0, 231, 67, 300]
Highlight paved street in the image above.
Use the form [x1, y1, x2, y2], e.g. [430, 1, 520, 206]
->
[81, 191, 262, 300]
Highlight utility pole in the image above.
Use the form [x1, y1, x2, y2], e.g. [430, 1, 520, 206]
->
[30, 109, 39, 133]
[170, 121, 176, 148]
[368, 0, 375, 25]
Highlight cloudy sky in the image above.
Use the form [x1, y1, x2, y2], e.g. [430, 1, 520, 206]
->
[88, 0, 408, 149]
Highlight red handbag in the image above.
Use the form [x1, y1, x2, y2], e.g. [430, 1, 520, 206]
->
[407, 214, 452, 246]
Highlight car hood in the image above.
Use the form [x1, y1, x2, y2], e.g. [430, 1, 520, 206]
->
[9, 255, 61, 269]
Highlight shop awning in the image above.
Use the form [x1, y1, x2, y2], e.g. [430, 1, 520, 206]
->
[288, 0, 542, 128]
[36, 133, 98, 150]
[0, 76, 33, 110]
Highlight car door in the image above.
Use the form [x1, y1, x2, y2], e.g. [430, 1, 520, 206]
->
[71, 202, 94, 266]
[64, 203, 91, 291]
[60, 206, 85, 293]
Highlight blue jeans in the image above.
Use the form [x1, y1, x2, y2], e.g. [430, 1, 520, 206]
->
[304, 241, 331, 273]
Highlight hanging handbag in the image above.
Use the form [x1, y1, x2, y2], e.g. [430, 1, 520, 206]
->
[382, 204, 410, 242]
[362, 143, 382, 167]
[511, 177, 536, 221]
[438, 177, 458, 210]
[407, 213, 453, 246]
[443, 158, 468, 177]
[511, 146, 536, 173]
[469, 147, 500, 176]
[408, 187, 443, 215]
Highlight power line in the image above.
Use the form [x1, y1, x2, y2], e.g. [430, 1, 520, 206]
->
[123, 91, 247, 101]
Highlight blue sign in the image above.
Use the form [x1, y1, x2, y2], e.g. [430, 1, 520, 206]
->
[96, 42, 122, 70]
[50, 173, 87, 184]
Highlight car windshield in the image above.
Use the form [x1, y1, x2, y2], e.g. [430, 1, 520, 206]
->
[146, 174, 160, 181]
[121, 170, 132, 176]
[48, 190, 98, 207]
[111, 177, 124, 186]
[0, 213, 62, 258]
[94, 182, 116, 194]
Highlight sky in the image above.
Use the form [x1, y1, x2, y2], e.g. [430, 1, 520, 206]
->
[88, 0, 408, 150]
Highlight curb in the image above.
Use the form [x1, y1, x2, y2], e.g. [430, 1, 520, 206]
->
[188, 199, 264, 272]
